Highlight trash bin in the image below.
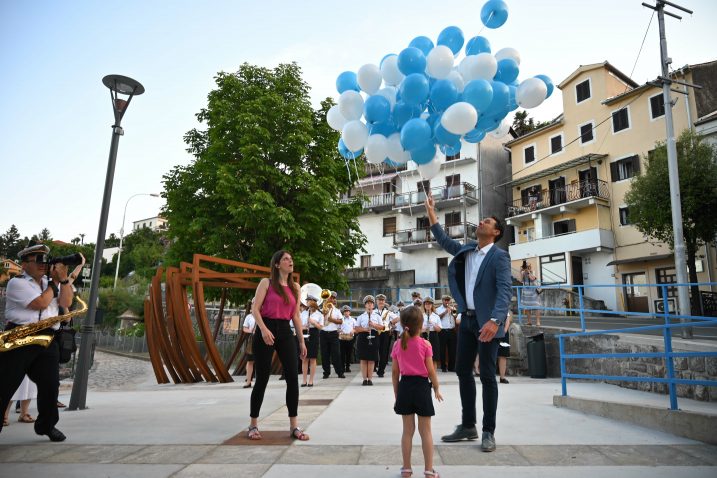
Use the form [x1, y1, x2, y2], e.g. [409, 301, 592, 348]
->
[527, 332, 547, 378]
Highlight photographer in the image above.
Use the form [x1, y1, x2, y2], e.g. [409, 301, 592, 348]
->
[0, 244, 83, 442]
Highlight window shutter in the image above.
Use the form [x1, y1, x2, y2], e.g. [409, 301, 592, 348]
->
[632, 155, 641, 175]
[610, 162, 619, 182]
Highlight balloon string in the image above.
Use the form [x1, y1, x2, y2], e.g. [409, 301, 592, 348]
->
[477, 10, 493, 35]
[345, 159, 352, 183]
[352, 156, 360, 182]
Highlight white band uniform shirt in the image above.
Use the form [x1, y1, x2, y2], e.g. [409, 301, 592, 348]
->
[435, 305, 455, 329]
[300, 310, 323, 329]
[464, 242, 494, 311]
[339, 316, 356, 335]
[323, 307, 342, 332]
[243, 314, 256, 333]
[5, 273, 61, 330]
[356, 311, 382, 331]
[422, 312, 441, 332]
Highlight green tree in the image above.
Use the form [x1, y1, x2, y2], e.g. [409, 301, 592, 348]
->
[37, 228, 52, 242]
[117, 227, 167, 280]
[512, 110, 551, 137]
[162, 63, 365, 290]
[105, 233, 120, 248]
[1, 225, 21, 258]
[625, 130, 717, 314]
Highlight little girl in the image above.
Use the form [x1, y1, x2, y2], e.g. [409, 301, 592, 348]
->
[391, 305, 443, 478]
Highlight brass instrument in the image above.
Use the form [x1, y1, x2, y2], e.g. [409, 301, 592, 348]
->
[320, 288, 335, 327]
[0, 297, 88, 352]
[377, 308, 391, 335]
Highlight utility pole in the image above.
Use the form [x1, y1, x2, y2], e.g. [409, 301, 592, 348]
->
[642, 0, 698, 338]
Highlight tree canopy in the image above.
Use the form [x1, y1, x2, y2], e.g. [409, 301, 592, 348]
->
[512, 110, 552, 137]
[162, 63, 365, 290]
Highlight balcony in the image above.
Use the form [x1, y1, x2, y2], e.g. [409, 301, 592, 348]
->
[394, 182, 478, 212]
[393, 222, 477, 252]
[507, 179, 610, 225]
[339, 192, 395, 213]
[509, 228, 615, 258]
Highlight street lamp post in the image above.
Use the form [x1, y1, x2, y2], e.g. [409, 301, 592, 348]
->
[69, 75, 145, 411]
[113, 193, 159, 289]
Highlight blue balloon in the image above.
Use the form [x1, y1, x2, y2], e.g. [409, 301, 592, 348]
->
[434, 121, 461, 146]
[336, 71, 359, 94]
[494, 58, 519, 84]
[464, 128, 487, 144]
[429, 79, 459, 112]
[369, 120, 397, 137]
[437, 26, 464, 55]
[400, 118, 432, 152]
[486, 80, 511, 113]
[465, 36, 491, 55]
[384, 158, 402, 167]
[409, 36, 434, 56]
[338, 138, 363, 159]
[425, 112, 440, 130]
[397, 47, 427, 76]
[364, 95, 391, 124]
[462, 79, 494, 113]
[440, 143, 462, 156]
[393, 102, 422, 129]
[507, 85, 518, 111]
[480, 0, 509, 29]
[400, 73, 430, 106]
[535, 74, 554, 98]
[410, 142, 437, 165]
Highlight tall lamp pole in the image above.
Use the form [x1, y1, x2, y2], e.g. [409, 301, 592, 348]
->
[69, 75, 145, 410]
[113, 193, 159, 289]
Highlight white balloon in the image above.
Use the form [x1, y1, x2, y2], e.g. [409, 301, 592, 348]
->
[459, 53, 497, 82]
[495, 47, 521, 65]
[417, 156, 444, 180]
[426, 45, 454, 79]
[446, 70, 465, 93]
[357, 64, 382, 95]
[441, 102, 478, 135]
[386, 133, 410, 164]
[364, 134, 389, 164]
[326, 105, 347, 131]
[489, 119, 512, 138]
[342, 120, 369, 152]
[380, 55, 404, 87]
[517, 77, 548, 109]
[376, 86, 398, 109]
[338, 90, 364, 121]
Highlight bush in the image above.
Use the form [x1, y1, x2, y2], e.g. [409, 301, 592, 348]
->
[97, 287, 146, 329]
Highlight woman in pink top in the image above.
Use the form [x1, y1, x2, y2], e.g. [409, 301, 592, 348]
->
[391, 305, 443, 478]
[247, 250, 309, 441]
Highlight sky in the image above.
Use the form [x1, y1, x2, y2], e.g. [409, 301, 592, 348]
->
[1, 0, 715, 245]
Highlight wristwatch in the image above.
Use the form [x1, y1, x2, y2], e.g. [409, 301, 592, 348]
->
[60, 279, 70, 285]
[490, 318, 503, 326]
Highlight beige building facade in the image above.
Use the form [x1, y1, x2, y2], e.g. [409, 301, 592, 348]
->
[504, 60, 717, 315]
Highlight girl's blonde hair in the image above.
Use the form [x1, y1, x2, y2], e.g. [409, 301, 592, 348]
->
[400, 305, 424, 350]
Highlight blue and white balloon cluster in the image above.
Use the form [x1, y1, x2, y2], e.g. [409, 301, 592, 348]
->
[326, 0, 553, 177]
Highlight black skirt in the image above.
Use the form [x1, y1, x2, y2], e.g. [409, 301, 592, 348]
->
[394, 375, 434, 417]
[356, 331, 379, 361]
[306, 328, 320, 359]
[428, 331, 440, 359]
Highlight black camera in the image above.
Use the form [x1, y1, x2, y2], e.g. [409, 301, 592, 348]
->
[48, 253, 83, 266]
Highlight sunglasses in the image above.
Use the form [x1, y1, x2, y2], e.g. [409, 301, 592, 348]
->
[23, 254, 49, 264]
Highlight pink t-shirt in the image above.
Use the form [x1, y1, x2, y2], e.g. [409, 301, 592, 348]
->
[391, 336, 432, 377]
[260, 284, 297, 320]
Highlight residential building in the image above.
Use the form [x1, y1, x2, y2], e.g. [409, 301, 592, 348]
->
[504, 60, 717, 314]
[1, 258, 22, 283]
[132, 215, 168, 232]
[343, 133, 514, 304]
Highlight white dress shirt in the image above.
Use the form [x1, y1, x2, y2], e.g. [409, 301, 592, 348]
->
[243, 314, 256, 333]
[422, 312, 441, 332]
[435, 305, 455, 329]
[464, 242, 494, 310]
[322, 307, 342, 332]
[339, 315, 356, 335]
[5, 274, 61, 330]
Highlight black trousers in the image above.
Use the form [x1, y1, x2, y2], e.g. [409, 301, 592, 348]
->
[320, 331, 342, 376]
[376, 331, 392, 374]
[0, 339, 60, 435]
[250, 319, 299, 418]
[439, 328, 457, 371]
[455, 317, 499, 433]
[340, 338, 355, 370]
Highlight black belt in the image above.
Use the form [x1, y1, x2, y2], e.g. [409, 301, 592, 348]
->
[463, 310, 476, 318]
[321, 330, 339, 334]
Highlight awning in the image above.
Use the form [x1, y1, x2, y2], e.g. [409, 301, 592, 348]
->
[606, 253, 673, 266]
[499, 153, 608, 188]
[356, 172, 398, 188]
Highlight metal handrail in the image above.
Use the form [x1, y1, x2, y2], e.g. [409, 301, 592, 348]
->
[393, 222, 477, 246]
[508, 179, 610, 216]
[393, 182, 477, 208]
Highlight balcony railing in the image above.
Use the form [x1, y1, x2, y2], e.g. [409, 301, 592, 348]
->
[508, 179, 609, 217]
[393, 222, 477, 248]
[339, 192, 395, 211]
[394, 182, 477, 209]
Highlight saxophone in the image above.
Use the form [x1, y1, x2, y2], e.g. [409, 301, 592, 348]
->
[377, 308, 391, 335]
[0, 297, 88, 352]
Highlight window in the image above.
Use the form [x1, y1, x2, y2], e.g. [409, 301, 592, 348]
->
[579, 122, 594, 144]
[383, 217, 396, 236]
[360, 255, 371, 268]
[612, 107, 630, 133]
[540, 253, 567, 285]
[576, 79, 591, 103]
[445, 211, 461, 226]
[618, 206, 631, 226]
[650, 94, 665, 119]
[445, 174, 460, 187]
[655, 267, 677, 299]
[610, 155, 641, 182]
[521, 185, 542, 207]
[550, 134, 563, 154]
[384, 253, 396, 269]
[446, 152, 460, 161]
[416, 216, 430, 229]
[417, 180, 430, 193]
[524, 144, 535, 164]
[553, 219, 576, 235]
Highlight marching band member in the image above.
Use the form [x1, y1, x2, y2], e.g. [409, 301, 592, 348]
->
[338, 305, 356, 373]
[320, 291, 345, 379]
[375, 294, 398, 378]
[354, 295, 384, 386]
[392, 301, 406, 338]
[421, 297, 442, 369]
[435, 294, 457, 372]
[300, 295, 323, 387]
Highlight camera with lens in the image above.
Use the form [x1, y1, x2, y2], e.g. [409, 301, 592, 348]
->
[47, 253, 83, 267]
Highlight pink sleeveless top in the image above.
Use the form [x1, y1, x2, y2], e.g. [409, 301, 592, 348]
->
[260, 284, 297, 320]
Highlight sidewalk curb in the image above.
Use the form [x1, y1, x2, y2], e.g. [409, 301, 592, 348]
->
[94, 347, 151, 362]
[554, 394, 717, 445]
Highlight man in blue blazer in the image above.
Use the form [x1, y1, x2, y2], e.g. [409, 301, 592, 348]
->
[425, 192, 512, 452]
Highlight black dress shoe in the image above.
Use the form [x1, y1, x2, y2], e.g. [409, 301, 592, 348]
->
[362, 379, 368, 386]
[323, 374, 330, 379]
[441, 424, 478, 442]
[377, 372, 384, 378]
[42, 428, 66, 442]
[338, 374, 346, 378]
[367, 380, 373, 386]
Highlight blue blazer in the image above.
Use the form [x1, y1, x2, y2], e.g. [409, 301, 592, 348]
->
[430, 223, 512, 338]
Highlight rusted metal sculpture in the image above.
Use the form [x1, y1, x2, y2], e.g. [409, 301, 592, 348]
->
[144, 254, 299, 384]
